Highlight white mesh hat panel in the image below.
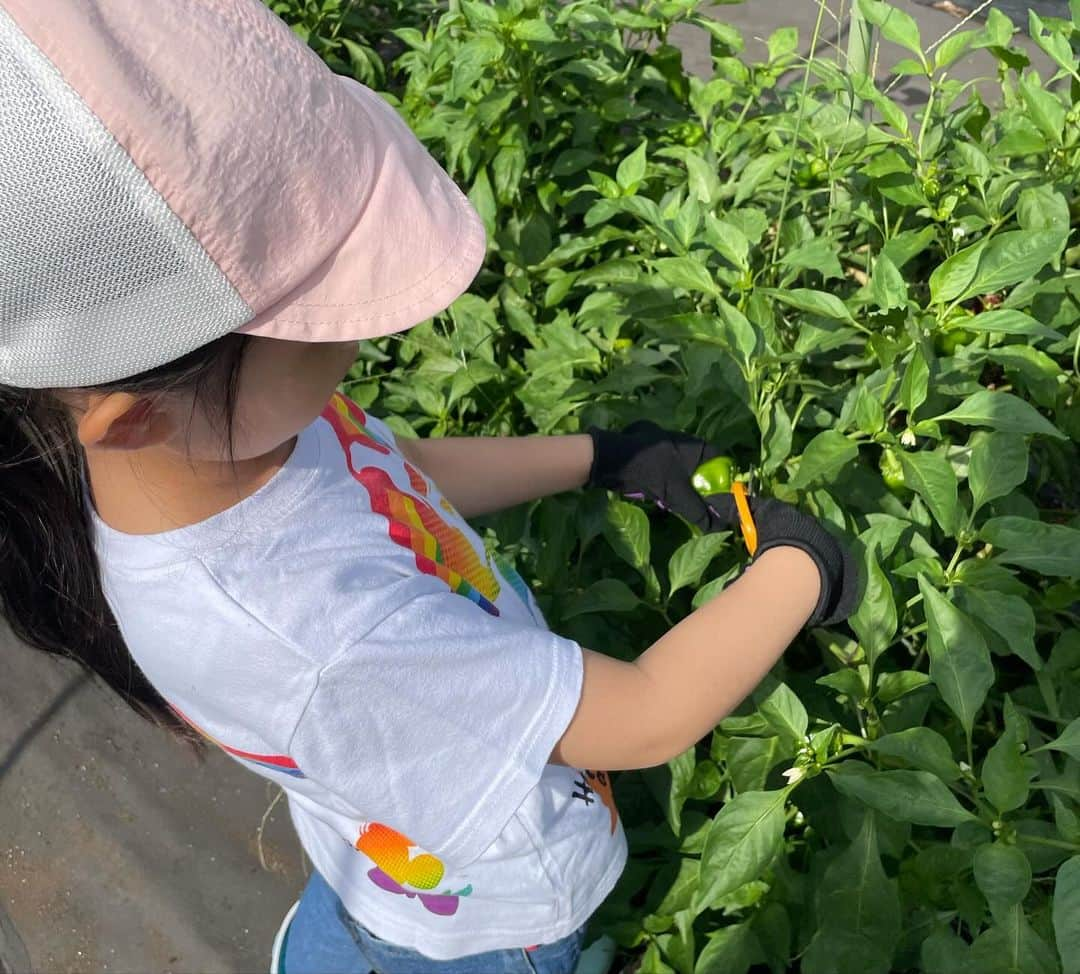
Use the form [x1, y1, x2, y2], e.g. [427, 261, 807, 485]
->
[0, 6, 252, 389]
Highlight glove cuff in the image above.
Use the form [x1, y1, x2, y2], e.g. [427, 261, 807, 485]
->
[585, 426, 616, 489]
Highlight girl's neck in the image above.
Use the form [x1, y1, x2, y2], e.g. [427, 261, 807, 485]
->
[85, 437, 297, 535]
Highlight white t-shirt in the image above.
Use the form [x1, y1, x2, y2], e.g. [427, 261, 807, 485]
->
[90, 392, 626, 960]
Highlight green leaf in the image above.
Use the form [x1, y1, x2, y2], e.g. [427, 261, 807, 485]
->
[790, 431, 859, 489]
[767, 26, 798, 62]
[704, 216, 750, 267]
[511, 16, 558, 43]
[1029, 10, 1080, 77]
[934, 30, 976, 70]
[868, 727, 962, 782]
[980, 518, 1080, 577]
[654, 257, 719, 296]
[781, 238, 844, 282]
[870, 253, 908, 311]
[1017, 185, 1071, 235]
[563, 578, 640, 618]
[1038, 717, 1080, 761]
[603, 498, 652, 577]
[930, 238, 985, 305]
[930, 230, 1067, 306]
[964, 229, 1068, 301]
[655, 857, 701, 917]
[616, 140, 648, 192]
[695, 789, 789, 913]
[971, 904, 1060, 974]
[982, 697, 1037, 813]
[900, 349, 930, 416]
[849, 543, 898, 667]
[766, 288, 856, 323]
[668, 533, 731, 598]
[694, 922, 757, 974]
[762, 400, 794, 475]
[691, 567, 740, 611]
[818, 668, 868, 701]
[973, 842, 1032, 907]
[1019, 75, 1066, 145]
[963, 313, 1062, 347]
[1054, 857, 1080, 974]
[801, 811, 901, 974]
[882, 225, 937, 269]
[717, 298, 760, 365]
[877, 669, 931, 704]
[827, 765, 976, 826]
[934, 391, 1065, 440]
[447, 35, 504, 101]
[667, 745, 698, 835]
[858, 0, 924, 58]
[727, 736, 783, 793]
[919, 576, 995, 737]
[961, 588, 1040, 670]
[969, 432, 1029, 515]
[898, 451, 958, 535]
[922, 927, 977, 974]
[759, 682, 808, 741]
[662, 909, 696, 974]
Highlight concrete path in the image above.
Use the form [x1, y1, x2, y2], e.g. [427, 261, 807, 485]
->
[673, 0, 1057, 105]
[0, 640, 302, 973]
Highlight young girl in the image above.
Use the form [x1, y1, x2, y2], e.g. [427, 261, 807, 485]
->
[0, 2, 855, 972]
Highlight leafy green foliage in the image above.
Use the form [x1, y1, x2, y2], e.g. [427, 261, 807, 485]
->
[270, 0, 1080, 969]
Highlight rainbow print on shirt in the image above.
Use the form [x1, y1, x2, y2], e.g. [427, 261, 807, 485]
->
[169, 706, 305, 778]
[322, 394, 501, 616]
[355, 822, 472, 917]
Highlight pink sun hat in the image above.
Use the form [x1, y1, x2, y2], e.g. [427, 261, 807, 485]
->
[0, 0, 486, 389]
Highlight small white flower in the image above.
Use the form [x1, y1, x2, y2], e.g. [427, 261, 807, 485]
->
[959, 761, 971, 772]
[781, 766, 806, 784]
[951, 225, 966, 241]
[900, 429, 917, 447]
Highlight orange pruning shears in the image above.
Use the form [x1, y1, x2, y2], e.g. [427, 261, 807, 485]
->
[731, 480, 759, 556]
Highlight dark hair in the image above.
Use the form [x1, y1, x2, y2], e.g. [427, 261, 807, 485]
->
[0, 333, 250, 741]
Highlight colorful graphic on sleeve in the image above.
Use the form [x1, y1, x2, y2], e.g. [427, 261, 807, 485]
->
[169, 706, 305, 779]
[494, 556, 541, 624]
[322, 394, 502, 617]
[571, 770, 619, 835]
[355, 823, 473, 917]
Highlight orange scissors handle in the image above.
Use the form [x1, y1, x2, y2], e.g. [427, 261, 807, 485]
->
[731, 481, 758, 556]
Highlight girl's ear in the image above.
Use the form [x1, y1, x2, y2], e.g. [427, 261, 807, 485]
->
[77, 392, 176, 451]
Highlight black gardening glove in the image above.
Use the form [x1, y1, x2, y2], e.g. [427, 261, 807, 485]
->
[587, 421, 719, 530]
[703, 493, 859, 627]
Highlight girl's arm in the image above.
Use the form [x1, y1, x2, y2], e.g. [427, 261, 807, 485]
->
[550, 546, 822, 770]
[397, 434, 594, 518]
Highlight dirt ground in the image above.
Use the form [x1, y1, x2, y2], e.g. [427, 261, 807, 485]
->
[0, 2, 1059, 972]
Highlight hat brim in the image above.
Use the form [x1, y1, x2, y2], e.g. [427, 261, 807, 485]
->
[237, 77, 486, 344]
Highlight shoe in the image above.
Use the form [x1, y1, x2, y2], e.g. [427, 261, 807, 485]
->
[575, 935, 616, 974]
[269, 900, 300, 974]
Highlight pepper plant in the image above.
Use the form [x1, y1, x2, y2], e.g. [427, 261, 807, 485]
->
[269, 1, 1080, 971]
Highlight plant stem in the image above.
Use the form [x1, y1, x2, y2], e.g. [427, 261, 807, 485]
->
[1020, 834, 1080, 853]
[770, 0, 828, 269]
[845, 1, 872, 118]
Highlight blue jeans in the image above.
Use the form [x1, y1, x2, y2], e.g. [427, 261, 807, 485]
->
[283, 869, 588, 974]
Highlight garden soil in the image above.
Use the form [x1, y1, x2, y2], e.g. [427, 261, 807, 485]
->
[0, 2, 1058, 971]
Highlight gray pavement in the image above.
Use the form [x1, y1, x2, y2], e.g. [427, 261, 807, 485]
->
[0, 2, 1069, 973]
[1, 639, 301, 973]
[673, 1, 1057, 106]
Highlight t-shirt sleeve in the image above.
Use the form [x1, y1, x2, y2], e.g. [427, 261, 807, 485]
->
[287, 574, 584, 869]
